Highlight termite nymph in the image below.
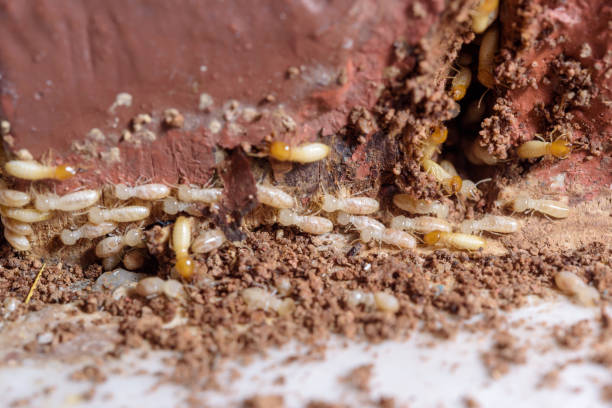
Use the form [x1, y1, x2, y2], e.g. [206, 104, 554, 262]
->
[460, 215, 520, 234]
[177, 185, 222, 203]
[336, 212, 385, 233]
[241, 287, 294, 316]
[1, 217, 34, 236]
[115, 183, 171, 200]
[439, 160, 487, 200]
[393, 194, 449, 218]
[516, 138, 572, 160]
[554, 271, 599, 307]
[450, 66, 472, 101]
[191, 229, 226, 254]
[256, 184, 294, 209]
[321, 194, 379, 215]
[0, 207, 51, 223]
[477, 26, 499, 89]
[390, 215, 453, 234]
[466, 139, 500, 165]
[510, 194, 570, 219]
[4, 230, 31, 251]
[95, 228, 145, 258]
[424, 230, 486, 251]
[60, 222, 116, 245]
[472, 0, 499, 34]
[162, 197, 204, 217]
[88, 206, 151, 224]
[278, 209, 333, 235]
[269, 141, 330, 163]
[360, 227, 417, 249]
[0, 188, 31, 208]
[5, 160, 77, 181]
[421, 126, 448, 161]
[35, 189, 100, 212]
[172, 216, 195, 279]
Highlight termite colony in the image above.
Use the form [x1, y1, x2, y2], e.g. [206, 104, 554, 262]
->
[0, 0, 590, 309]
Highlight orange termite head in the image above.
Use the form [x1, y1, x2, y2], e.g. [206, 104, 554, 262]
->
[424, 230, 442, 245]
[269, 141, 291, 161]
[549, 138, 572, 158]
[430, 126, 448, 144]
[447, 176, 463, 194]
[450, 84, 467, 101]
[54, 164, 77, 180]
[176, 256, 194, 280]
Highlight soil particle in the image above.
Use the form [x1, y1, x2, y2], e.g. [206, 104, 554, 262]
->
[242, 394, 284, 408]
[481, 331, 527, 378]
[340, 364, 373, 392]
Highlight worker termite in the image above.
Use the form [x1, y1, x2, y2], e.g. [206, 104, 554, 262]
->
[449, 66, 472, 101]
[1, 217, 34, 236]
[393, 194, 450, 219]
[424, 230, 486, 251]
[278, 209, 334, 235]
[477, 26, 499, 89]
[172, 216, 195, 279]
[459, 215, 520, 234]
[346, 290, 399, 313]
[0, 207, 51, 223]
[60, 222, 117, 245]
[472, 0, 499, 34]
[336, 212, 385, 233]
[191, 229, 226, 254]
[256, 184, 294, 209]
[269, 141, 330, 163]
[439, 160, 488, 200]
[88, 205, 150, 224]
[162, 197, 204, 217]
[360, 227, 417, 249]
[321, 194, 379, 215]
[4, 230, 31, 251]
[241, 287, 295, 316]
[509, 194, 569, 218]
[115, 183, 171, 200]
[0, 188, 31, 208]
[421, 159, 462, 194]
[177, 185, 222, 203]
[390, 215, 453, 234]
[35, 189, 100, 212]
[95, 228, 145, 258]
[135, 277, 186, 300]
[516, 138, 572, 160]
[554, 271, 599, 307]
[421, 126, 448, 161]
[122, 249, 147, 270]
[5, 160, 77, 181]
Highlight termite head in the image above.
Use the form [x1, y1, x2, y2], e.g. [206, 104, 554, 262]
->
[269, 141, 291, 161]
[512, 194, 530, 212]
[550, 138, 572, 158]
[320, 194, 338, 212]
[176, 257, 194, 280]
[430, 126, 448, 144]
[424, 230, 442, 245]
[450, 85, 467, 101]
[55, 164, 77, 180]
[447, 176, 463, 195]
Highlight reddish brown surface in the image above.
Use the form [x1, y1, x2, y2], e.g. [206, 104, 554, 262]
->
[0, 0, 443, 189]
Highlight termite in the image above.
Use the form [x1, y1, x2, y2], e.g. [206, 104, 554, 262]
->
[95, 228, 145, 258]
[516, 138, 572, 160]
[0, 207, 51, 223]
[439, 160, 487, 200]
[102, 253, 122, 271]
[88, 205, 150, 224]
[256, 184, 294, 209]
[466, 139, 500, 165]
[554, 271, 599, 307]
[346, 290, 399, 313]
[421, 159, 463, 194]
[34, 189, 100, 212]
[0, 188, 30, 207]
[421, 126, 448, 161]
[459, 215, 520, 234]
[424, 230, 486, 251]
[162, 197, 204, 217]
[60, 222, 117, 245]
[177, 185, 222, 203]
[135, 277, 186, 300]
[115, 183, 171, 200]
[360, 227, 417, 249]
[122, 249, 146, 270]
[269, 141, 330, 163]
[393, 194, 450, 219]
[472, 0, 499, 33]
[336, 212, 385, 233]
[278, 209, 333, 235]
[1, 217, 34, 236]
[449, 66, 472, 101]
[477, 27, 499, 89]
[510, 194, 569, 218]
[4, 230, 31, 251]
[172, 216, 195, 279]
[321, 194, 379, 215]
[5, 160, 77, 181]
[390, 215, 453, 234]
[241, 287, 295, 316]
[191, 229, 226, 254]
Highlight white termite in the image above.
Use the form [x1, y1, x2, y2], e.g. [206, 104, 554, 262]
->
[88, 205, 150, 224]
[390, 215, 452, 234]
[162, 197, 203, 217]
[392, 194, 449, 218]
[1, 217, 34, 236]
[0, 188, 30, 207]
[34, 189, 100, 212]
[360, 227, 417, 249]
[60, 222, 117, 245]
[114, 183, 170, 200]
[0, 207, 51, 223]
[256, 184, 294, 209]
[4, 230, 31, 251]
[336, 212, 385, 233]
[95, 228, 145, 258]
[4, 160, 77, 181]
[554, 271, 599, 307]
[241, 287, 294, 316]
[459, 215, 520, 234]
[191, 229, 226, 254]
[277, 209, 333, 235]
[177, 185, 222, 203]
[321, 194, 379, 215]
[510, 194, 569, 218]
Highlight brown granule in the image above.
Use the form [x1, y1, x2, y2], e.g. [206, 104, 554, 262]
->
[70, 365, 107, 383]
[340, 364, 374, 392]
[481, 331, 527, 378]
[306, 402, 348, 408]
[242, 394, 284, 408]
[463, 396, 481, 408]
[602, 384, 612, 402]
[553, 320, 592, 349]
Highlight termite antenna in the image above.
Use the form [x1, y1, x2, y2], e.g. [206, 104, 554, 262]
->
[477, 88, 490, 110]
[474, 178, 492, 187]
